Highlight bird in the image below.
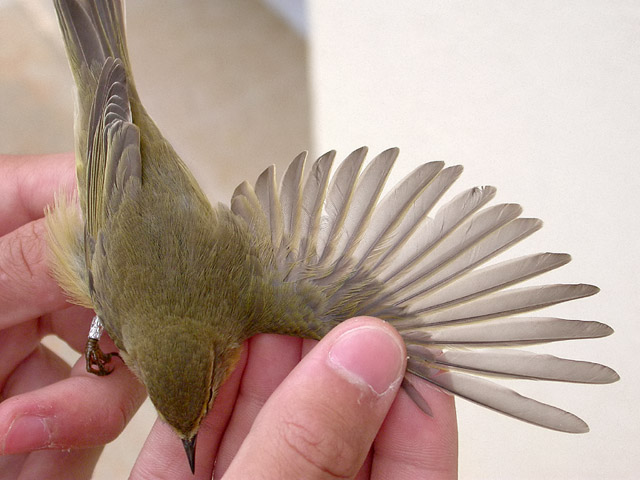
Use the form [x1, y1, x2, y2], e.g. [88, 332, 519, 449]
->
[45, 0, 619, 474]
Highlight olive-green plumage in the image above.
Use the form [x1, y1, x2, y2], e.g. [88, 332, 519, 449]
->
[47, 0, 618, 474]
[48, 0, 333, 467]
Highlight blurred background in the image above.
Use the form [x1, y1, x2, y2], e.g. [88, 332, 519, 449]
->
[1, 0, 638, 478]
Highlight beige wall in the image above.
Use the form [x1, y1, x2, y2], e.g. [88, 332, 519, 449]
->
[309, 1, 638, 478]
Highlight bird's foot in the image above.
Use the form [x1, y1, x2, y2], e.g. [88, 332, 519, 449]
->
[84, 315, 121, 376]
[85, 338, 121, 376]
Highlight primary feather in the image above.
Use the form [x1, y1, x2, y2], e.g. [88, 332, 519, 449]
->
[232, 149, 618, 432]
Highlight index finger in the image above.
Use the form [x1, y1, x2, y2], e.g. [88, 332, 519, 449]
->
[0, 154, 75, 236]
[0, 218, 69, 330]
[372, 375, 458, 479]
[0, 154, 77, 329]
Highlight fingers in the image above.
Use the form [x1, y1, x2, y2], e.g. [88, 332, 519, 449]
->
[0, 343, 103, 479]
[213, 334, 304, 473]
[223, 317, 406, 480]
[0, 354, 146, 454]
[128, 419, 185, 480]
[2, 343, 71, 399]
[0, 154, 75, 235]
[0, 322, 40, 392]
[372, 375, 458, 479]
[10, 447, 103, 480]
[0, 154, 77, 330]
[0, 218, 69, 330]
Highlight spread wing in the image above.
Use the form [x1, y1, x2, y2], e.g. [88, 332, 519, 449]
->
[231, 147, 618, 433]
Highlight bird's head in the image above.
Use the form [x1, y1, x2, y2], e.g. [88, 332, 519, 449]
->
[126, 318, 242, 473]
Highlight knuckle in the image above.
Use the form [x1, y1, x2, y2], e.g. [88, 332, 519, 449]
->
[0, 221, 53, 298]
[0, 220, 66, 319]
[110, 400, 131, 439]
[378, 443, 458, 478]
[279, 407, 361, 479]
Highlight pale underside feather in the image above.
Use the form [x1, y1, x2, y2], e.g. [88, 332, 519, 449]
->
[407, 345, 619, 383]
[319, 148, 397, 269]
[254, 165, 283, 249]
[352, 161, 444, 262]
[354, 163, 455, 272]
[403, 317, 614, 346]
[395, 248, 564, 313]
[366, 183, 496, 278]
[232, 181, 262, 218]
[407, 360, 590, 433]
[316, 147, 368, 260]
[280, 152, 307, 254]
[299, 151, 335, 262]
[381, 203, 524, 286]
[398, 283, 599, 327]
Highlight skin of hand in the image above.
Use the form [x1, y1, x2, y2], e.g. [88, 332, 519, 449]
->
[0, 153, 148, 478]
[0, 154, 458, 479]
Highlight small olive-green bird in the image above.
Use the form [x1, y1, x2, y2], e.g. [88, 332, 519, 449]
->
[46, 0, 618, 474]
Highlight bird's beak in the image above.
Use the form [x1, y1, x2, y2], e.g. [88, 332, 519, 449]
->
[182, 435, 198, 474]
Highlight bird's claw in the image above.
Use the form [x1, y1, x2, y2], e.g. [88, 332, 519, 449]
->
[85, 338, 121, 376]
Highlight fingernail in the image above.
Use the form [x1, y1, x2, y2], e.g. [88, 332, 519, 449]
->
[329, 326, 404, 395]
[3, 415, 51, 453]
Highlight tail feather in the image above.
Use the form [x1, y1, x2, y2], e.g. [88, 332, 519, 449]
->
[55, 0, 129, 79]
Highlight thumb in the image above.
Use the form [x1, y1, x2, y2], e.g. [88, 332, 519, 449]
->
[222, 317, 407, 480]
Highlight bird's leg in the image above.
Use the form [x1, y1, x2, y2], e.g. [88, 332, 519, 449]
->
[85, 315, 121, 376]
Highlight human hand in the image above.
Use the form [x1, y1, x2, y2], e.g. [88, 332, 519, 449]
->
[0, 154, 147, 479]
[0, 154, 458, 479]
[131, 317, 458, 479]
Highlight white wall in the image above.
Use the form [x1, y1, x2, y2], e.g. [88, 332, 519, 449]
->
[309, 1, 639, 478]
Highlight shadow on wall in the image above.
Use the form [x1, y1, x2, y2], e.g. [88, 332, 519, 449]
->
[0, 0, 310, 203]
